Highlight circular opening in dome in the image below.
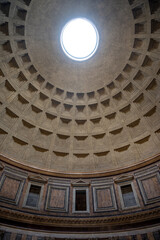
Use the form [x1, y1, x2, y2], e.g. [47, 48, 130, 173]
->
[60, 18, 99, 61]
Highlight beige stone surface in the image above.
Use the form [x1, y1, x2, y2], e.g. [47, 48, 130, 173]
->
[0, 0, 160, 173]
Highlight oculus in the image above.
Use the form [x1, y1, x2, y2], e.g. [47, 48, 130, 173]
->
[60, 18, 99, 61]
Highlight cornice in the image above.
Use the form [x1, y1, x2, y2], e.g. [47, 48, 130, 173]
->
[0, 207, 160, 228]
[0, 153, 160, 179]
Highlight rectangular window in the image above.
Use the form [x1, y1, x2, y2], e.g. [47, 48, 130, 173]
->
[26, 235, 32, 240]
[3, 232, 11, 240]
[141, 234, 148, 240]
[121, 184, 137, 207]
[26, 185, 41, 208]
[131, 235, 137, 240]
[73, 187, 89, 213]
[15, 234, 22, 240]
[153, 231, 160, 240]
[75, 190, 86, 211]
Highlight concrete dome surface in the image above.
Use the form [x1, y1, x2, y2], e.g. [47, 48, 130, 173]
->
[0, 0, 160, 176]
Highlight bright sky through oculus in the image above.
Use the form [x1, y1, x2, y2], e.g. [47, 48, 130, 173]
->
[60, 18, 99, 61]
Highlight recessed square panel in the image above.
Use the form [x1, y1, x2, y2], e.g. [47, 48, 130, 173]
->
[0, 168, 26, 205]
[137, 172, 160, 205]
[45, 184, 69, 212]
[92, 184, 117, 212]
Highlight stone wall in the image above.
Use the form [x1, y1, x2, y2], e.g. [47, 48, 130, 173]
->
[0, 159, 159, 237]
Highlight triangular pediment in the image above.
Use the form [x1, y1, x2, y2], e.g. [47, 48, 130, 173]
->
[71, 179, 90, 186]
[28, 174, 48, 183]
[114, 174, 134, 183]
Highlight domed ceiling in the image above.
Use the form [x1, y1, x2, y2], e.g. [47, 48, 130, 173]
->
[0, 0, 160, 175]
